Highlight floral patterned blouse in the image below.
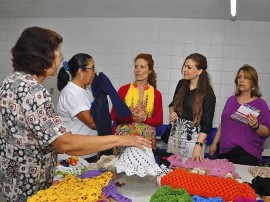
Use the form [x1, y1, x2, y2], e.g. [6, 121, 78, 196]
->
[111, 83, 163, 155]
[0, 72, 69, 202]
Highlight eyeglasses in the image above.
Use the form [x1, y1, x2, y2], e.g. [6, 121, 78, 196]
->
[86, 65, 95, 71]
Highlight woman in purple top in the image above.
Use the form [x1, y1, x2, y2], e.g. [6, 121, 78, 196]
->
[209, 64, 270, 166]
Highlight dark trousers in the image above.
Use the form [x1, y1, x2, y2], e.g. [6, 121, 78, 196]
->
[219, 146, 260, 166]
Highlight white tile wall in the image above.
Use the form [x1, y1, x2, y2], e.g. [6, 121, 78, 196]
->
[0, 17, 270, 134]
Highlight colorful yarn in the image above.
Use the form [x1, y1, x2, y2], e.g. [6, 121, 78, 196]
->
[161, 168, 256, 201]
[150, 185, 192, 202]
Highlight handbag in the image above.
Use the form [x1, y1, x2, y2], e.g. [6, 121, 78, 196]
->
[161, 123, 172, 144]
[167, 118, 202, 157]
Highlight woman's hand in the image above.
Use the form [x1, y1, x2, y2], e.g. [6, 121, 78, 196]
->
[133, 111, 146, 123]
[169, 111, 178, 122]
[209, 143, 217, 157]
[120, 135, 152, 151]
[192, 145, 204, 162]
[246, 113, 258, 129]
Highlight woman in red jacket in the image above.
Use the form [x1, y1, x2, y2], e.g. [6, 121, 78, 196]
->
[111, 53, 163, 155]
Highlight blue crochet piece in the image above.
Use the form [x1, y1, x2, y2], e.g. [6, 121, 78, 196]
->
[192, 195, 223, 202]
[90, 72, 131, 136]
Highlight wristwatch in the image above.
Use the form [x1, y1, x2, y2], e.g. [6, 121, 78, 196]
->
[195, 142, 203, 147]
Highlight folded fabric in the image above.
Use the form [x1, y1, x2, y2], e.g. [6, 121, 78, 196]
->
[90, 72, 131, 135]
[116, 147, 161, 177]
[161, 168, 256, 201]
[150, 185, 192, 202]
[167, 154, 241, 178]
[250, 176, 270, 196]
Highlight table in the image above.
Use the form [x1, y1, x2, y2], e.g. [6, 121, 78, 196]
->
[122, 163, 255, 202]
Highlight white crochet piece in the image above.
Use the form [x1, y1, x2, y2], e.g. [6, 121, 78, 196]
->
[55, 154, 89, 176]
[116, 147, 161, 177]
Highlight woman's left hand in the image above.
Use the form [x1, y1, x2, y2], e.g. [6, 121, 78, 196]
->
[246, 113, 258, 128]
[192, 145, 204, 162]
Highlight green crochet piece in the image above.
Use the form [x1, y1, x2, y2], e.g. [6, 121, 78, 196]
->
[150, 185, 192, 202]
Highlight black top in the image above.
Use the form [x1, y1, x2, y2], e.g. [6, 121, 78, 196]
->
[170, 79, 216, 134]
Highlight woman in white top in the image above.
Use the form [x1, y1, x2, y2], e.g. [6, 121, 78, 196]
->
[57, 53, 98, 162]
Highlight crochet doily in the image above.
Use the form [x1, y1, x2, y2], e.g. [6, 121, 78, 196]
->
[116, 147, 161, 177]
[54, 154, 89, 180]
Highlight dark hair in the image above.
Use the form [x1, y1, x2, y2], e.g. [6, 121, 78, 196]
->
[57, 53, 93, 91]
[234, 64, 262, 98]
[173, 53, 213, 126]
[11, 27, 63, 76]
[134, 53, 157, 88]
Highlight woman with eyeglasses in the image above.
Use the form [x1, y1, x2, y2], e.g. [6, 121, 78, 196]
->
[209, 65, 270, 166]
[0, 27, 151, 201]
[57, 53, 100, 163]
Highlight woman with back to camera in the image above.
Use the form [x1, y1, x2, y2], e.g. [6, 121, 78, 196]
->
[0, 27, 151, 202]
[111, 53, 163, 155]
[57, 53, 99, 163]
[209, 64, 270, 166]
[168, 53, 216, 161]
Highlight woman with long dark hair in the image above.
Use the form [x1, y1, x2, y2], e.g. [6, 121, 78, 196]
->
[168, 53, 216, 161]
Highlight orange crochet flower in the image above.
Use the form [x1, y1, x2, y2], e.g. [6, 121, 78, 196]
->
[161, 168, 256, 202]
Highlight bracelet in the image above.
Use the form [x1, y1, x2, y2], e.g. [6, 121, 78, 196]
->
[195, 142, 203, 147]
[252, 122, 260, 131]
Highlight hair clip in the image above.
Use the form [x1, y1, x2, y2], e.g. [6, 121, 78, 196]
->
[63, 61, 69, 71]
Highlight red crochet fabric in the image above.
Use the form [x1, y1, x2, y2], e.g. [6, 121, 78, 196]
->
[161, 168, 256, 202]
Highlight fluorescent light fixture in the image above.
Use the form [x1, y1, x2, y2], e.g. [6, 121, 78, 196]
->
[230, 0, 236, 20]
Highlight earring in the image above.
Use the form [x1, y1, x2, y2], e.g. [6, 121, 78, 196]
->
[252, 87, 255, 91]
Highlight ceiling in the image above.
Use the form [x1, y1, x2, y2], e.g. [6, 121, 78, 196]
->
[0, 0, 270, 22]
